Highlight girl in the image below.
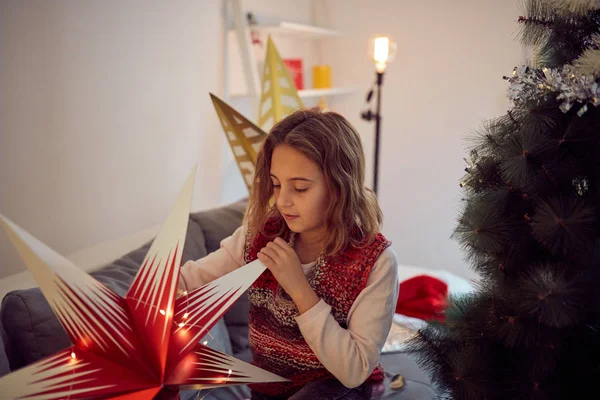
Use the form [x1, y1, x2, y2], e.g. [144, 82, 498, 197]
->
[180, 108, 398, 400]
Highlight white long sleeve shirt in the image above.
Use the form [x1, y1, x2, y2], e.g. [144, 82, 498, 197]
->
[180, 226, 399, 388]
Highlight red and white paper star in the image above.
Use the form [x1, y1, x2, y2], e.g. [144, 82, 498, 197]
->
[0, 166, 286, 399]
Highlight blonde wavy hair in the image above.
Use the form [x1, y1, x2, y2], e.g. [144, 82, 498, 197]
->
[244, 107, 383, 256]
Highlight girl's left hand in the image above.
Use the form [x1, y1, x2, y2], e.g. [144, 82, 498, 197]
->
[257, 237, 309, 301]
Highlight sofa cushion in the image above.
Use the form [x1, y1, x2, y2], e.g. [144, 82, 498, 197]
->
[90, 215, 209, 296]
[190, 198, 247, 254]
[191, 198, 252, 361]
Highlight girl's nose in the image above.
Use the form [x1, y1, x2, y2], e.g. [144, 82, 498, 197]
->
[276, 187, 293, 208]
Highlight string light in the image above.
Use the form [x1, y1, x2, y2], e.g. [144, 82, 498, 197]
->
[167, 295, 233, 400]
[71, 352, 76, 359]
[166, 292, 235, 397]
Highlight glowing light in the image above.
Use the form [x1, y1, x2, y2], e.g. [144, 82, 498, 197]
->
[369, 36, 397, 73]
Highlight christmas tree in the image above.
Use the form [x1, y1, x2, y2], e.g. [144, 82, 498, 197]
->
[408, 1, 600, 399]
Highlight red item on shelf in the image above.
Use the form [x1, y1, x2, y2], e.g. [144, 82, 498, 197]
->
[283, 58, 304, 90]
[395, 275, 448, 322]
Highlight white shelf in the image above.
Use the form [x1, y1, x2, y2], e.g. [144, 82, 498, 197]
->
[298, 87, 356, 98]
[231, 87, 357, 99]
[243, 22, 344, 39]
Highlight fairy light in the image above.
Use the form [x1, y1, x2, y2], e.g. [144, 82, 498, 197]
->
[183, 312, 189, 319]
[71, 352, 76, 359]
[178, 322, 185, 328]
[203, 341, 208, 346]
[224, 369, 232, 383]
[160, 309, 166, 316]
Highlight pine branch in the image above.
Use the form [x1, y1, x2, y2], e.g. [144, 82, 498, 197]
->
[513, 263, 588, 327]
[453, 199, 514, 255]
[530, 196, 596, 257]
[507, 109, 521, 129]
[518, 0, 600, 67]
[546, 0, 600, 15]
[498, 129, 557, 190]
[518, 0, 557, 48]
[573, 47, 600, 75]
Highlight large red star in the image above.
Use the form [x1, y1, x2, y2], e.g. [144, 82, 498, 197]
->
[0, 167, 286, 399]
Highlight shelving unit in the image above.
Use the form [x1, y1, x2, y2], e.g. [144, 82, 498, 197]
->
[241, 21, 344, 39]
[225, 0, 355, 109]
[231, 87, 357, 100]
[298, 87, 357, 98]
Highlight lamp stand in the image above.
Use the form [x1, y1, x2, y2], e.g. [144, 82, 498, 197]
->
[362, 71, 384, 196]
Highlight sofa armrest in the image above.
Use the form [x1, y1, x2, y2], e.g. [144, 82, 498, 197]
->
[1, 289, 71, 370]
[0, 318, 10, 377]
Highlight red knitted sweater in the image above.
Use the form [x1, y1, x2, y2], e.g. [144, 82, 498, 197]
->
[245, 218, 390, 397]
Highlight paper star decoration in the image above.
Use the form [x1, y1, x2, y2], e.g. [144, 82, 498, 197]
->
[212, 36, 304, 192]
[258, 36, 305, 131]
[210, 93, 267, 191]
[0, 165, 286, 400]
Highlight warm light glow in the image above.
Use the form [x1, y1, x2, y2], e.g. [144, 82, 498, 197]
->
[203, 341, 208, 346]
[370, 35, 397, 73]
[71, 352, 76, 359]
[374, 37, 390, 65]
[183, 313, 189, 319]
[178, 328, 189, 338]
[178, 322, 185, 328]
[160, 309, 166, 316]
[183, 290, 188, 295]
[218, 369, 233, 384]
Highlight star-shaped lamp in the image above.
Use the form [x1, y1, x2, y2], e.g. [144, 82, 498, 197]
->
[0, 166, 286, 399]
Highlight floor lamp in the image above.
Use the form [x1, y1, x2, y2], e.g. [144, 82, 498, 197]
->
[361, 36, 396, 196]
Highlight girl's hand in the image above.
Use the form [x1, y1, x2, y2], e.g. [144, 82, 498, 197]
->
[257, 237, 319, 313]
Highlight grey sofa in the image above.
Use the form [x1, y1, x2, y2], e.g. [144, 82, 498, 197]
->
[0, 199, 435, 399]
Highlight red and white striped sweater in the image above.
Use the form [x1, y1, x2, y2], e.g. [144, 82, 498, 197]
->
[245, 218, 391, 397]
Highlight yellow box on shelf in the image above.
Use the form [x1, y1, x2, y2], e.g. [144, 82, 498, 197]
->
[312, 65, 332, 89]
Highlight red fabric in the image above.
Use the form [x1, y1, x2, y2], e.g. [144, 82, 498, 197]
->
[395, 275, 448, 322]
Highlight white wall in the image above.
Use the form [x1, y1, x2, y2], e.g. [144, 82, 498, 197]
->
[0, 0, 524, 286]
[0, 0, 322, 287]
[323, 0, 524, 279]
[0, 0, 229, 279]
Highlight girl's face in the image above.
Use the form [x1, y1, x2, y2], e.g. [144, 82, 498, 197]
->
[270, 144, 330, 241]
